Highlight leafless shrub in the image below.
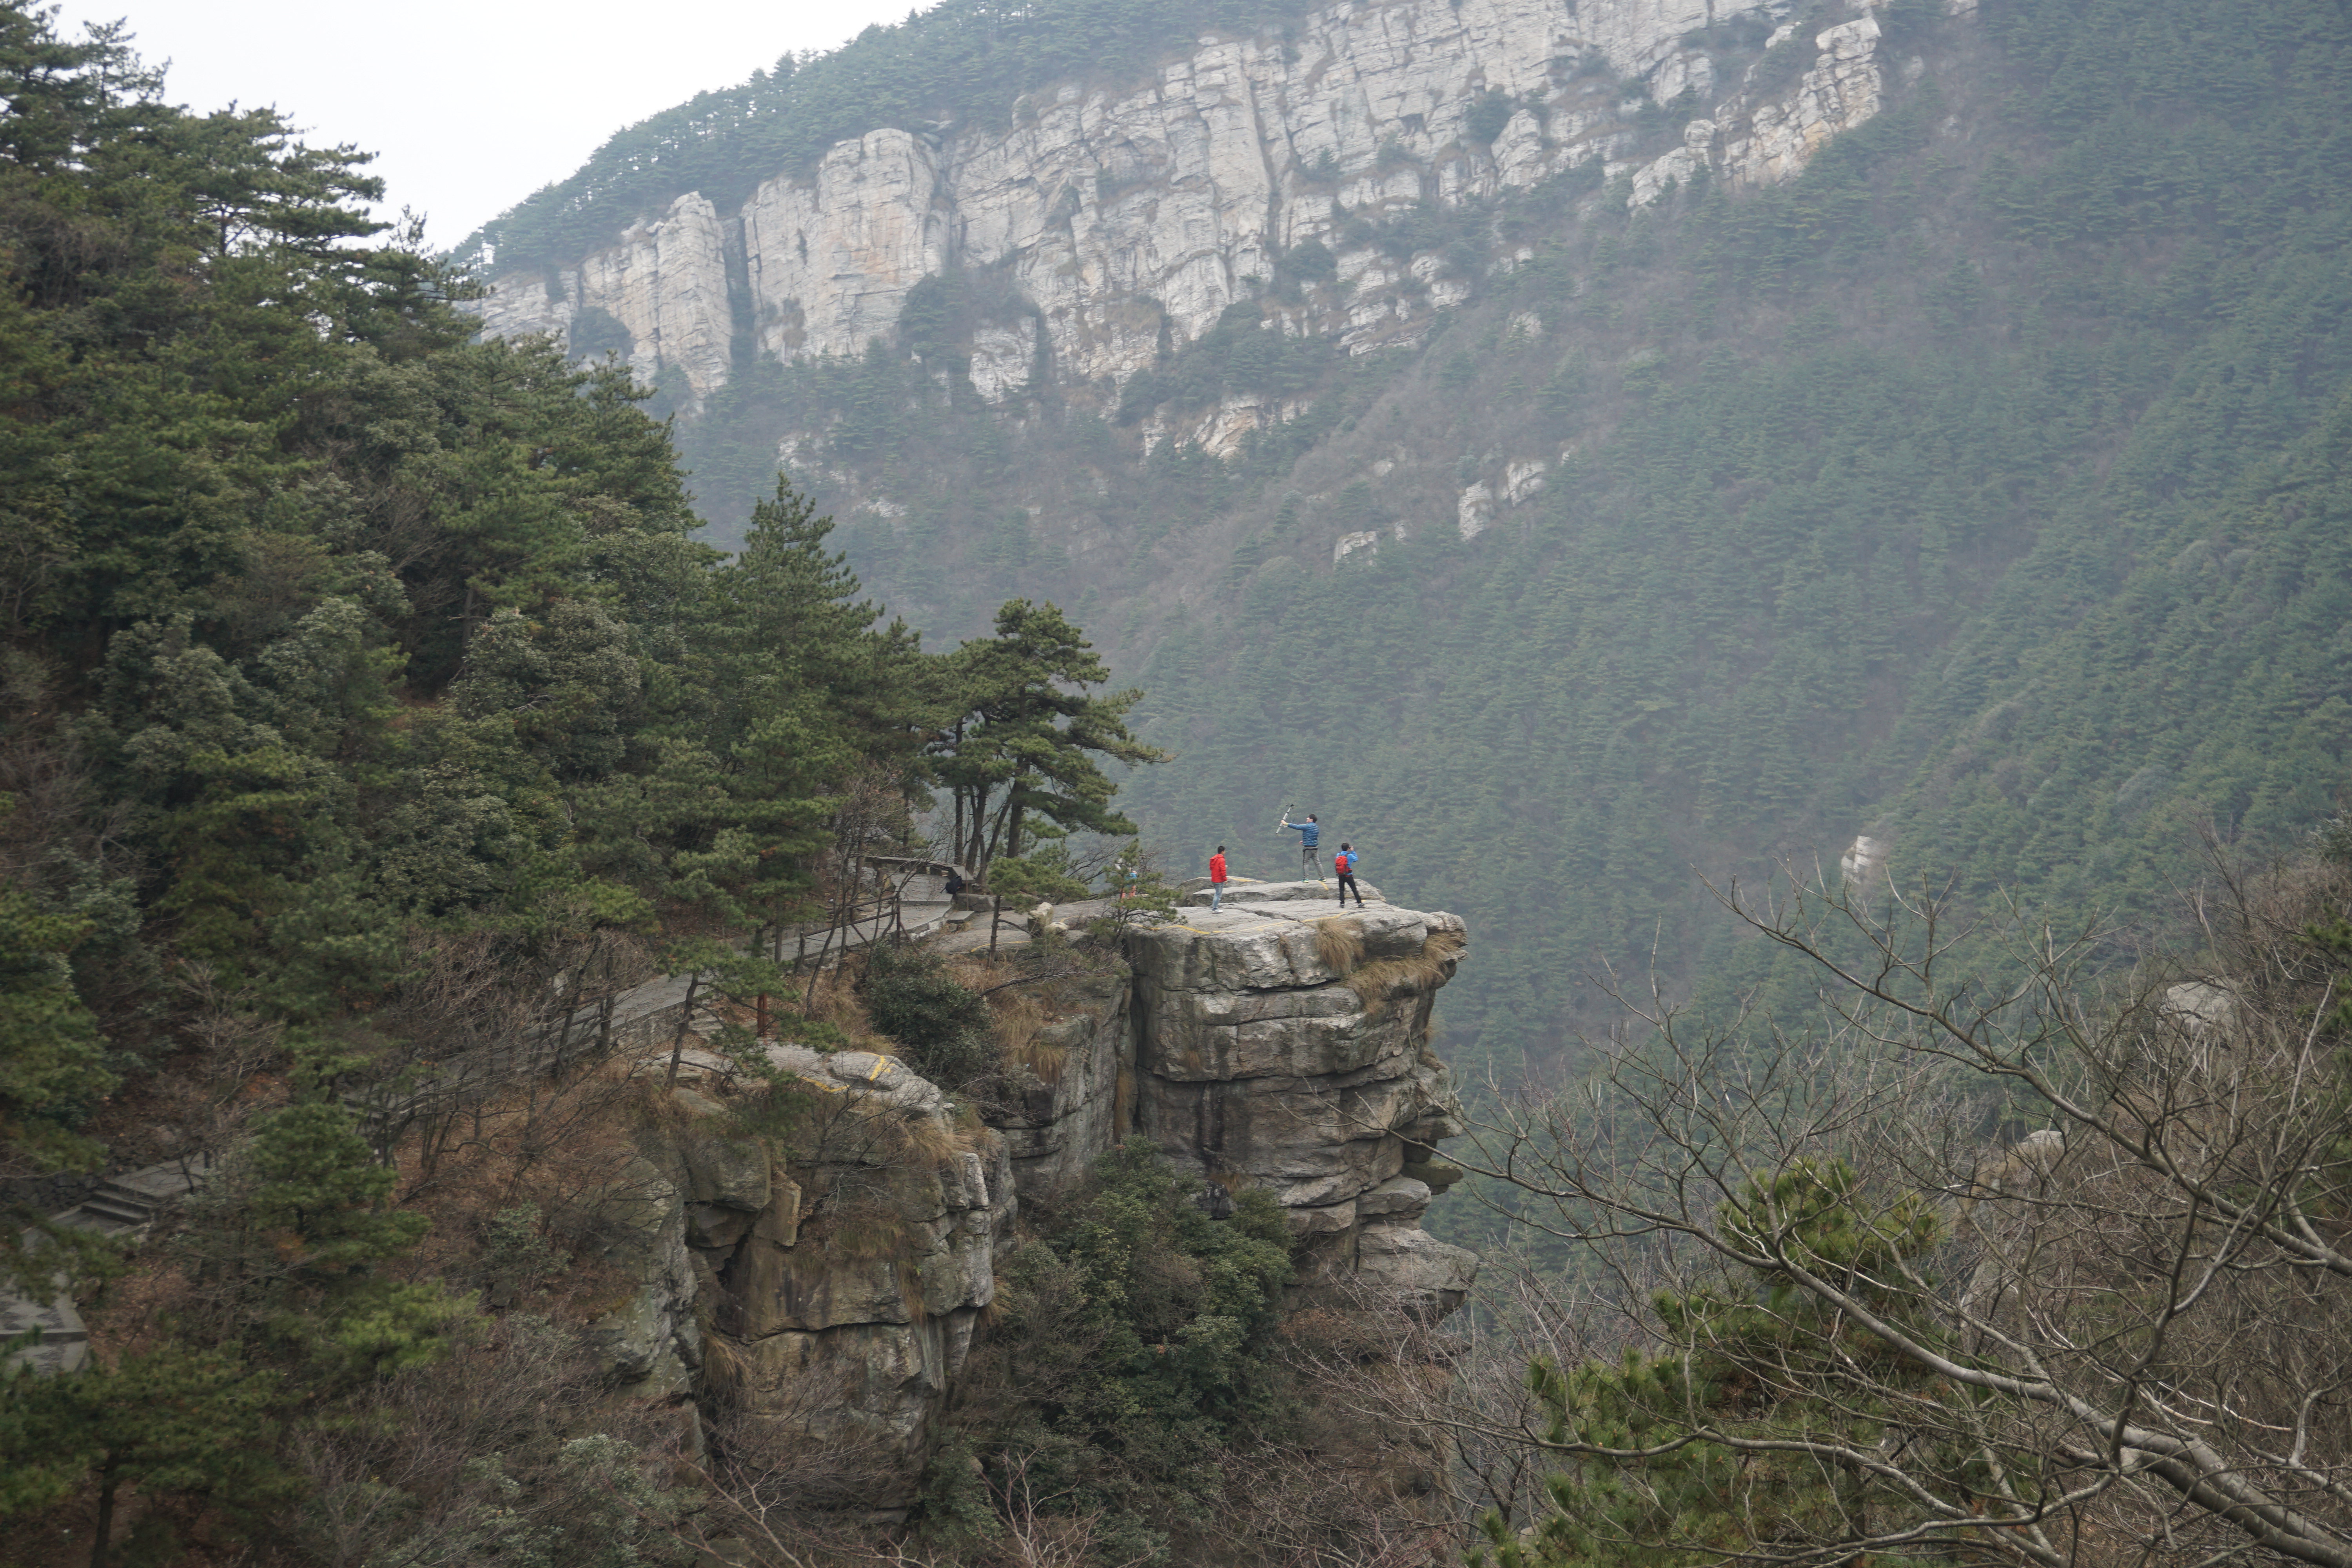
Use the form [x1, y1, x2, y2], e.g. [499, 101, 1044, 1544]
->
[288, 1314, 609, 1568]
[987, 985, 1058, 1080]
[98, 960, 292, 1169]
[1280, 1257, 1639, 1546]
[695, 1368, 902, 1523]
[1439, 853, 2352, 1568]
[987, 1447, 1163, 1568]
[798, 766, 919, 1005]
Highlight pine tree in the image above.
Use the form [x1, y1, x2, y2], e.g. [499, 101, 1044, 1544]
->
[0, 1340, 293, 1568]
[933, 600, 1164, 876]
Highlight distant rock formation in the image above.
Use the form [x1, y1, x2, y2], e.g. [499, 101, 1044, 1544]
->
[469, 0, 1929, 428]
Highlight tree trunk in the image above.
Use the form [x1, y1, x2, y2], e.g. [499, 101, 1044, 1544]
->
[952, 784, 965, 877]
[89, 1465, 117, 1568]
[662, 971, 702, 1092]
[981, 793, 1015, 874]
[594, 947, 617, 1055]
[803, 892, 843, 1011]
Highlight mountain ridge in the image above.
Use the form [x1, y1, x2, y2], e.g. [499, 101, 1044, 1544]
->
[467, 0, 2352, 1083]
[464, 0, 1915, 422]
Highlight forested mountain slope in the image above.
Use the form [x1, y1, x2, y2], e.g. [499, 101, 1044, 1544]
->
[468, 0, 2352, 1077]
[0, 9, 1287, 1555]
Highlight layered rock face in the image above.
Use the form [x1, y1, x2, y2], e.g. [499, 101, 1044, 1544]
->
[616, 1056, 1017, 1504]
[472, 0, 1937, 422]
[991, 884, 1477, 1316]
[988, 965, 1131, 1192]
[597, 896, 1474, 1502]
[986, 886, 1475, 1318]
[1128, 889, 1477, 1317]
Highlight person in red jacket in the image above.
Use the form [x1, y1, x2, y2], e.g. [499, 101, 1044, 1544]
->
[1333, 842, 1365, 908]
[1209, 845, 1229, 911]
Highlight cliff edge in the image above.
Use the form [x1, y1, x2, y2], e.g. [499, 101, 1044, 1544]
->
[603, 889, 1478, 1507]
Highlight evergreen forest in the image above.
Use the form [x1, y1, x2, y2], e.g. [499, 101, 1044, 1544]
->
[8, 0, 2352, 1565]
[655, 0, 2352, 1088]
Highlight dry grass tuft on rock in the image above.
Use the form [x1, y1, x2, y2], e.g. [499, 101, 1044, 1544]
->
[1312, 917, 1366, 975]
[1345, 929, 1466, 1016]
[950, 949, 1100, 1086]
[799, 961, 889, 1053]
[696, 1324, 755, 1399]
[994, 987, 1067, 1083]
[883, 1106, 960, 1169]
[809, 1183, 924, 1262]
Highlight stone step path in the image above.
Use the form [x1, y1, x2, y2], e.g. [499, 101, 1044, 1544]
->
[7, 893, 963, 1378]
[338, 897, 963, 1132]
[4, 1154, 217, 1377]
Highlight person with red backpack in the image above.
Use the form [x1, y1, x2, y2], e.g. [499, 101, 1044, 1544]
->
[1208, 845, 1229, 911]
[1333, 842, 1365, 907]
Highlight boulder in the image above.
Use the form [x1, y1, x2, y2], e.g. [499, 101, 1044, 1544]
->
[1283, 1198, 1359, 1237]
[764, 1043, 946, 1118]
[1357, 1175, 1434, 1221]
[670, 1091, 770, 1212]
[727, 1315, 978, 1503]
[579, 1154, 699, 1394]
[1354, 1222, 1480, 1320]
[687, 1047, 1020, 1508]
[686, 1202, 755, 1250]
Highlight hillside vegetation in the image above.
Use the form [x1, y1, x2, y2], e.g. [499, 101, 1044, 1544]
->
[8, 0, 2352, 1564]
[655, 0, 2352, 1083]
[0, 8, 1241, 1559]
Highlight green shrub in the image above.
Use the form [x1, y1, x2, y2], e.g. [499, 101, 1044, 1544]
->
[862, 940, 999, 1088]
[1286, 236, 1338, 283]
[482, 1205, 571, 1304]
[927, 1142, 1296, 1548]
[1465, 87, 1519, 145]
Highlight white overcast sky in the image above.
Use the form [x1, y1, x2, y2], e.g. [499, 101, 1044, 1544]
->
[49, 0, 921, 248]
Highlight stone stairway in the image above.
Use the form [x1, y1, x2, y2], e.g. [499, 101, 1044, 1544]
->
[4, 1154, 217, 1377]
[7, 895, 962, 1379]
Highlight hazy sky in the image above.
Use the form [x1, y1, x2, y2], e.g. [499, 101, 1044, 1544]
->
[50, 0, 920, 248]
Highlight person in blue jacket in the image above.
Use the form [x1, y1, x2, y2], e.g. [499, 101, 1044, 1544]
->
[1333, 842, 1366, 907]
[1279, 812, 1321, 880]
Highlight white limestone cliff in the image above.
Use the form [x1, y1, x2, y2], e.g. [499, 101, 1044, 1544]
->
[471, 0, 1922, 414]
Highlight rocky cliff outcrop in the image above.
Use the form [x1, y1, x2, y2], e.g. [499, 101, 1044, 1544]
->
[471, 0, 1946, 420]
[593, 893, 1475, 1503]
[955, 884, 1475, 1314]
[612, 1053, 1015, 1506]
[1128, 888, 1477, 1317]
